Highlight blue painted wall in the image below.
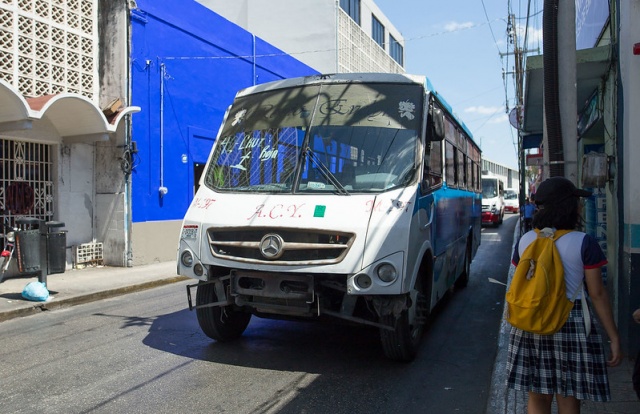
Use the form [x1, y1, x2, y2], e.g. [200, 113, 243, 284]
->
[130, 0, 318, 222]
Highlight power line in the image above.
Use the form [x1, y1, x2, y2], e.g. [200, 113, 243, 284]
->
[160, 18, 502, 62]
[481, 0, 503, 57]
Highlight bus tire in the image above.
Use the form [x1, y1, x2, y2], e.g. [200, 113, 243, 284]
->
[379, 276, 428, 362]
[196, 282, 251, 342]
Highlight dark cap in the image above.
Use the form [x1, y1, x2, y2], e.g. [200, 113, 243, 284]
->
[534, 176, 592, 205]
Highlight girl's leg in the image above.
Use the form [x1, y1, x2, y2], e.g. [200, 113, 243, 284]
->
[527, 392, 553, 414]
[555, 394, 580, 414]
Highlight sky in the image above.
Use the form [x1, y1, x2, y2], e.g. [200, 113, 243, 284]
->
[374, 0, 543, 170]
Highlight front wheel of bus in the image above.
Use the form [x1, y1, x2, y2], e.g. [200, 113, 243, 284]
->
[379, 277, 428, 362]
[196, 282, 251, 342]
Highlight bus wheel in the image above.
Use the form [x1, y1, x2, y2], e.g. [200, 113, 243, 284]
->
[379, 277, 428, 362]
[196, 282, 251, 342]
[455, 240, 471, 289]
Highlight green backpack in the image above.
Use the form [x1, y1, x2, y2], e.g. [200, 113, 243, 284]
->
[505, 228, 574, 335]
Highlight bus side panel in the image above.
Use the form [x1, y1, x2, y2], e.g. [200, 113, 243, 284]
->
[406, 190, 435, 295]
[431, 186, 474, 298]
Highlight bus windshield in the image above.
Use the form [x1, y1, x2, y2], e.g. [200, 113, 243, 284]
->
[482, 178, 498, 198]
[204, 82, 423, 194]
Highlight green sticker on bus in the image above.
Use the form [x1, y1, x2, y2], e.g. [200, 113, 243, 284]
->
[314, 205, 326, 217]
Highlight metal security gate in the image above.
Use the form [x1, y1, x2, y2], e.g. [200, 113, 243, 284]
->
[0, 138, 53, 227]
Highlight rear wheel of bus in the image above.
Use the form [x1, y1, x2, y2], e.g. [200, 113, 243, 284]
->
[379, 272, 429, 362]
[196, 281, 251, 342]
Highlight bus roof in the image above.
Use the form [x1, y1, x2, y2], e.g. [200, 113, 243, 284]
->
[236, 73, 426, 96]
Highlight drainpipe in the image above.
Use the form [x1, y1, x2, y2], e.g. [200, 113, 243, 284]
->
[159, 62, 167, 197]
[335, 0, 339, 73]
[125, 4, 133, 267]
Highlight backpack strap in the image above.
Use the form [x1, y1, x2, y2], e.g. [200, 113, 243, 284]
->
[535, 227, 572, 240]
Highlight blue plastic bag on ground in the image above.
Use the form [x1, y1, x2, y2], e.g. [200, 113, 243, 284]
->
[22, 281, 49, 302]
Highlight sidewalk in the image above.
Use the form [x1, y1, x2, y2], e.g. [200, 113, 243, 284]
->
[487, 224, 639, 413]
[0, 261, 185, 322]
[0, 259, 637, 412]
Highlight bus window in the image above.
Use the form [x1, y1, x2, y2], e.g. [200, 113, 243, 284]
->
[424, 140, 443, 188]
[445, 141, 455, 185]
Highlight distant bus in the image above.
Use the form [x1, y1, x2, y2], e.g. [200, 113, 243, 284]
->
[481, 173, 505, 225]
[504, 188, 519, 213]
[177, 73, 482, 361]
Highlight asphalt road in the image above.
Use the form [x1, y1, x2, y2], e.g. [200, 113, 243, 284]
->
[0, 215, 518, 414]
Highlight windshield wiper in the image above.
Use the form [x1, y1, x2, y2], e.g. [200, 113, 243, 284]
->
[304, 147, 349, 195]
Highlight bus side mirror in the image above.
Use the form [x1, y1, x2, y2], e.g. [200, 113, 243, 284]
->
[429, 107, 445, 142]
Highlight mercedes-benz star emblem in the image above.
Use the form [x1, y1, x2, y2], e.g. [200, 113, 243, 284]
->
[259, 233, 284, 259]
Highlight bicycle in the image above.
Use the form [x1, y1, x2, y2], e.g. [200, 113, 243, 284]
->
[0, 217, 17, 283]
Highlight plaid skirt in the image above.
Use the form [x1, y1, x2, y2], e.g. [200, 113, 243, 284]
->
[506, 300, 611, 401]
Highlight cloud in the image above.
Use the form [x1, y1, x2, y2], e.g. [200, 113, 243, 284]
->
[489, 113, 509, 124]
[465, 105, 503, 116]
[444, 21, 475, 32]
[516, 24, 543, 52]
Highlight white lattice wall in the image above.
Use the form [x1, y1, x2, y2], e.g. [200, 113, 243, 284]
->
[337, 10, 404, 75]
[74, 241, 103, 267]
[0, 0, 98, 99]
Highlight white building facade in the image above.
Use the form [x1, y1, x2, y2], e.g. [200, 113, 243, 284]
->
[197, 0, 405, 74]
[0, 0, 135, 270]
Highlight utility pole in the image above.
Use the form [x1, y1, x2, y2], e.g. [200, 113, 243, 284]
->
[542, 0, 577, 182]
[504, 13, 527, 228]
[557, 0, 577, 183]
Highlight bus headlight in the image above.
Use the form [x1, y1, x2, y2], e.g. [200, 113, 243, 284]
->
[376, 263, 398, 283]
[354, 274, 372, 289]
[180, 250, 194, 267]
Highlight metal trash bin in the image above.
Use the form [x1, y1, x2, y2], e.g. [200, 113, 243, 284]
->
[46, 221, 66, 274]
[14, 218, 67, 278]
[15, 218, 41, 274]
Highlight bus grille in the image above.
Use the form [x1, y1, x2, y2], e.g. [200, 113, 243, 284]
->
[207, 228, 354, 265]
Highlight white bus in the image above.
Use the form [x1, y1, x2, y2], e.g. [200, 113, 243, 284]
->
[481, 173, 505, 226]
[177, 73, 482, 361]
[504, 188, 519, 213]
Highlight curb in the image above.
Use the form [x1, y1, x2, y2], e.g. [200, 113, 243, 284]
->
[0, 275, 189, 323]
[486, 219, 526, 413]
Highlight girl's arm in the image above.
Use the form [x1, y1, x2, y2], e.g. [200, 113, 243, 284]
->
[585, 267, 622, 366]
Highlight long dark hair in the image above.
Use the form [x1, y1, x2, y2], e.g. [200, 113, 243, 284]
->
[532, 197, 582, 230]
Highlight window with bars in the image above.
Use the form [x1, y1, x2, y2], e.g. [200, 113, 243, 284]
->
[0, 138, 53, 228]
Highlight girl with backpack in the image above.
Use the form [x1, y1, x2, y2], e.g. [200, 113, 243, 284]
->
[506, 176, 622, 414]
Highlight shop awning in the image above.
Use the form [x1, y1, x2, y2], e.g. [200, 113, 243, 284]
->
[0, 79, 140, 143]
[522, 133, 543, 149]
[521, 45, 612, 136]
